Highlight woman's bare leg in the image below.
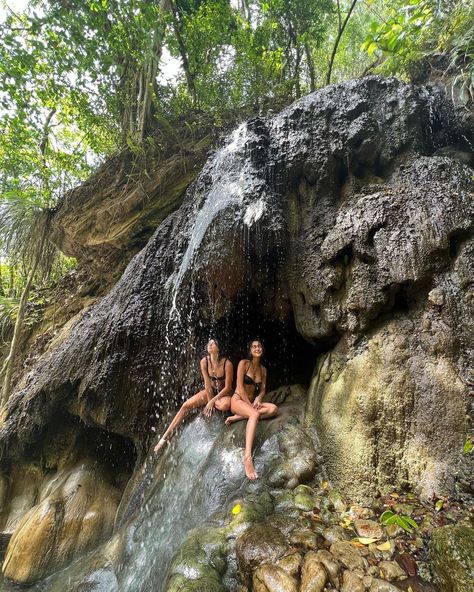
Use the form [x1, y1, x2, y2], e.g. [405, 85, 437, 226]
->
[154, 390, 208, 452]
[230, 397, 260, 480]
[227, 402, 277, 426]
[224, 414, 245, 426]
[257, 402, 278, 419]
[215, 396, 231, 412]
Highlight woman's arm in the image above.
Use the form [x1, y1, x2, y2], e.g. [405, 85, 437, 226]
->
[253, 366, 267, 408]
[219, 359, 234, 398]
[200, 357, 213, 400]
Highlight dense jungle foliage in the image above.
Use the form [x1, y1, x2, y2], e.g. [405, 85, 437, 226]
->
[0, 0, 472, 402]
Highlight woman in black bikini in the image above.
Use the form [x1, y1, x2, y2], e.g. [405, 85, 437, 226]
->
[226, 339, 278, 480]
[154, 339, 233, 452]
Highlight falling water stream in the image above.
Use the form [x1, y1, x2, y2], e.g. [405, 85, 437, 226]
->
[43, 120, 280, 592]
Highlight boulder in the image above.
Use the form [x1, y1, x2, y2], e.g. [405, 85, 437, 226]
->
[236, 523, 288, 587]
[301, 552, 328, 592]
[2, 462, 120, 584]
[430, 523, 474, 592]
[253, 564, 298, 592]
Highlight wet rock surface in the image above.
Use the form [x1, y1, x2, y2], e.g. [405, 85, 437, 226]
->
[162, 477, 473, 592]
[0, 75, 472, 589]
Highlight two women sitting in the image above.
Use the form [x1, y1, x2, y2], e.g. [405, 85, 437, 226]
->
[154, 338, 278, 480]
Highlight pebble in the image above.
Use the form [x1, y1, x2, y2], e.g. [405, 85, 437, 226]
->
[275, 553, 302, 578]
[323, 525, 351, 544]
[378, 560, 407, 581]
[330, 541, 368, 570]
[314, 549, 340, 587]
[369, 577, 403, 591]
[354, 519, 384, 540]
[289, 529, 320, 551]
[341, 569, 365, 592]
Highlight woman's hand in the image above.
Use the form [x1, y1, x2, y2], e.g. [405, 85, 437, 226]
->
[252, 396, 262, 410]
[204, 399, 216, 417]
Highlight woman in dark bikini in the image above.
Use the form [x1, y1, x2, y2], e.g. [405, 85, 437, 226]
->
[226, 339, 278, 480]
[154, 339, 233, 452]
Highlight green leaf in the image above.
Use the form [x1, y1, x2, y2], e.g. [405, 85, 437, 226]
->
[463, 435, 473, 455]
[435, 500, 443, 512]
[380, 510, 395, 523]
[367, 41, 378, 57]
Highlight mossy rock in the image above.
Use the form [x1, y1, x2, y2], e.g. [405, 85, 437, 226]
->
[166, 572, 226, 592]
[236, 522, 288, 587]
[430, 523, 474, 592]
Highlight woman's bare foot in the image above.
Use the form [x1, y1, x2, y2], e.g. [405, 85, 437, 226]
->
[154, 437, 167, 453]
[225, 414, 240, 426]
[244, 454, 258, 480]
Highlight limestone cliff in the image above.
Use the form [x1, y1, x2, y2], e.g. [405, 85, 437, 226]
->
[0, 76, 472, 587]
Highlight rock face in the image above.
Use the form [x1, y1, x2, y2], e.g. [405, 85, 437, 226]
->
[301, 155, 473, 500]
[2, 462, 120, 583]
[0, 75, 472, 584]
[50, 128, 214, 284]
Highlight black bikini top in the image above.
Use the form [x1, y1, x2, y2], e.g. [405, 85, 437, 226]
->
[207, 357, 227, 383]
[243, 361, 262, 393]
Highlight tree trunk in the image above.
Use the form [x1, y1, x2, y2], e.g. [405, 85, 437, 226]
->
[326, 0, 358, 86]
[9, 265, 14, 297]
[305, 41, 316, 92]
[136, 0, 171, 140]
[1, 227, 47, 406]
[170, 1, 197, 107]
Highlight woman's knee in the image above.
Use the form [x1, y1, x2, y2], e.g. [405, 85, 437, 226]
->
[268, 403, 278, 416]
[181, 401, 191, 413]
[216, 397, 231, 411]
[249, 409, 260, 422]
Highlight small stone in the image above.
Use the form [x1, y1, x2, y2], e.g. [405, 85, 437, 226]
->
[330, 541, 368, 571]
[253, 564, 298, 592]
[414, 537, 424, 549]
[301, 552, 328, 592]
[369, 578, 402, 591]
[349, 504, 373, 520]
[354, 519, 384, 540]
[294, 493, 315, 512]
[323, 525, 351, 544]
[289, 529, 320, 551]
[341, 569, 365, 592]
[275, 553, 303, 579]
[294, 484, 315, 496]
[364, 574, 374, 588]
[314, 549, 340, 588]
[385, 524, 403, 538]
[328, 491, 347, 513]
[378, 560, 407, 581]
[428, 288, 444, 306]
